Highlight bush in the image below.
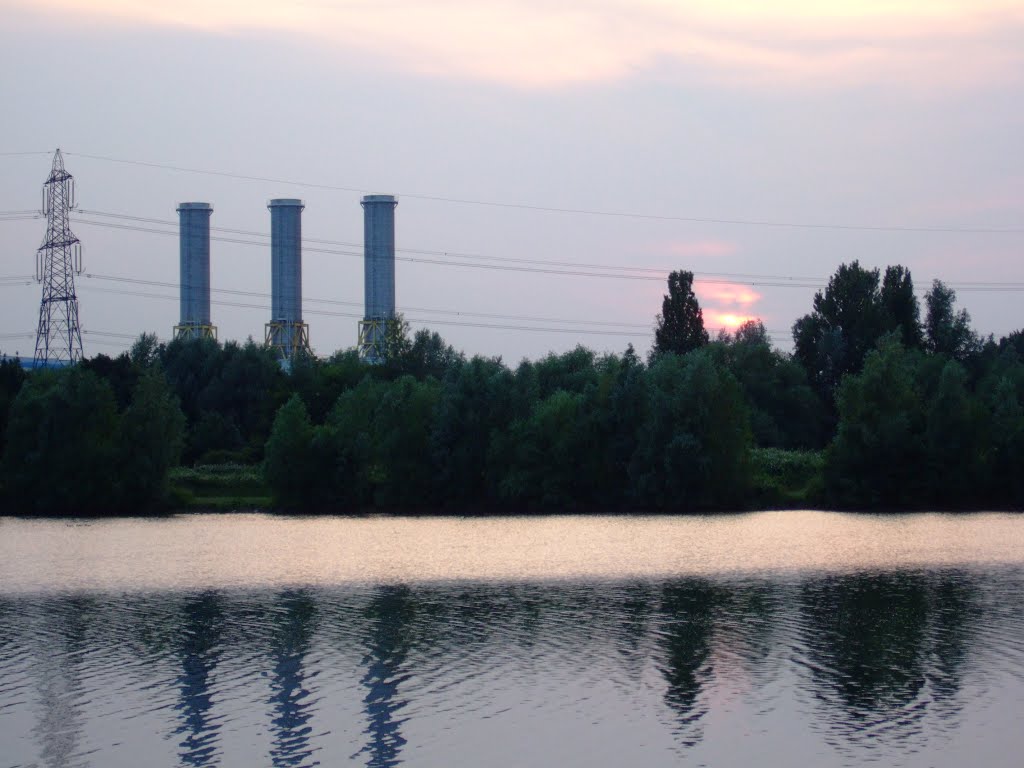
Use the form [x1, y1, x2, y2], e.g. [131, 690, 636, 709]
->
[750, 448, 824, 508]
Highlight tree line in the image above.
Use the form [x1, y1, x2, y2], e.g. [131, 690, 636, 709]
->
[1, 260, 1022, 514]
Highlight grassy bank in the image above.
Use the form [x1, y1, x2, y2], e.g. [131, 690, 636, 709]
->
[168, 464, 272, 511]
[748, 448, 825, 509]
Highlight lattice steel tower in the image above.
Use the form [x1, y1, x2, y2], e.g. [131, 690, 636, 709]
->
[34, 149, 83, 366]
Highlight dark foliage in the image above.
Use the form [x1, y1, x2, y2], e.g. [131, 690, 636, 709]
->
[653, 270, 709, 358]
[3, 260, 1021, 514]
[1, 366, 185, 513]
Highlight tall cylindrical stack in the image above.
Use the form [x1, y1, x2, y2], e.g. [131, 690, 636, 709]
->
[176, 202, 215, 340]
[360, 194, 397, 360]
[268, 198, 305, 357]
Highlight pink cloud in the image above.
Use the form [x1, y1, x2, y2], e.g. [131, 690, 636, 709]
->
[19, 1, 1023, 90]
[696, 283, 762, 307]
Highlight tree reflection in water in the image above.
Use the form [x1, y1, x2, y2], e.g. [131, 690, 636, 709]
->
[656, 580, 724, 746]
[0, 567, 1016, 766]
[798, 571, 976, 748]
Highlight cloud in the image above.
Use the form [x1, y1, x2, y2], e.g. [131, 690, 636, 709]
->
[696, 283, 761, 307]
[14, 0, 1024, 89]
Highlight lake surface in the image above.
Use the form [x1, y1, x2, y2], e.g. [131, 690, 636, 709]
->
[1, 511, 1023, 767]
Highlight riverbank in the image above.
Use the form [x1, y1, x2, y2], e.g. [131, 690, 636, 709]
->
[163, 449, 825, 514]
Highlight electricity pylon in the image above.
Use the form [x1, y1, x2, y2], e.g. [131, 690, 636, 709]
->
[33, 149, 84, 366]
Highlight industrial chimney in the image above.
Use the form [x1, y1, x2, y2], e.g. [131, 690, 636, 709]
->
[174, 202, 216, 341]
[359, 194, 397, 361]
[265, 198, 309, 360]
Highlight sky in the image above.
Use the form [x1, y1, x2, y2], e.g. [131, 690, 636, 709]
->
[1, 0, 1022, 362]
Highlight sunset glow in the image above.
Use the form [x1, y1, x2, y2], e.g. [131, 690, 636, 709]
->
[693, 282, 762, 331]
[697, 284, 761, 308]
[705, 311, 758, 330]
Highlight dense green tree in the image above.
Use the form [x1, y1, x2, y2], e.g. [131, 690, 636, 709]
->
[393, 329, 464, 381]
[264, 394, 316, 508]
[309, 372, 443, 508]
[379, 314, 414, 372]
[793, 261, 886, 401]
[532, 346, 599, 398]
[986, 377, 1024, 506]
[431, 356, 516, 506]
[7, 256, 1018, 515]
[713, 321, 827, 449]
[1, 368, 120, 513]
[499, 349, 649, 509]
[501, 389, 589, 508]
[80, 352, 137, 409]
[320, 377, 391, 507]
[160, 336, 224, 424]
[0, 357, 27, 458]
[630, 350, 752, 509]
[880, 265, 923, 349]
[653, 271, 709, 358]
[199, 340, 288, 457]
[289, 349, 369, 424]
[976, 343, 1024, 405]
[189, 410, 245, 462]
[998, 330, 1024, 360]
[924, 280, 979, 361]
[370, 376, 442, 507]
[826, 336, 926, 507]
[118, 370, 187, 508]
[923, 361, 986, 505]
[600, 350, 647, 506]
[129, 332, 161, 369]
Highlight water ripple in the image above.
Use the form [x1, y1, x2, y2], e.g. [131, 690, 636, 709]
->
[0, 559, 1023, 766]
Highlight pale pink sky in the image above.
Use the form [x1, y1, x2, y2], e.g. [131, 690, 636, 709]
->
[0, 0, 1021, 359]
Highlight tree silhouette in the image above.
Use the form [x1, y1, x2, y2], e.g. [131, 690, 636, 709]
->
[653, 271, 709, 358]
[925, 280, 978, 361]
[880, 265, 923, 349]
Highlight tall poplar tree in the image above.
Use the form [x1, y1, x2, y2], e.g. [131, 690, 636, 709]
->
[653, 270, 709, 358]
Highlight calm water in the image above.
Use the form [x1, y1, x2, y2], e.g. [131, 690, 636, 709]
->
[1, 512, 1023, 767]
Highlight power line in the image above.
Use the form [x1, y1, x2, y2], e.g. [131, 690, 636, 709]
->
[63, 151, 1024, 235]
[65, 215, 832, 286]
[64, 215, 1024, 293]
[80, 274, 649, 328]
[78, 285, 654, 337]
[71, 208, 854, 282]
[77, 283, 791, 341]
[9, 207, 1024, 291]
[66, 209, 1024, 288]
[75, 208, 675, 273]
[82, 271, 655, 329]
